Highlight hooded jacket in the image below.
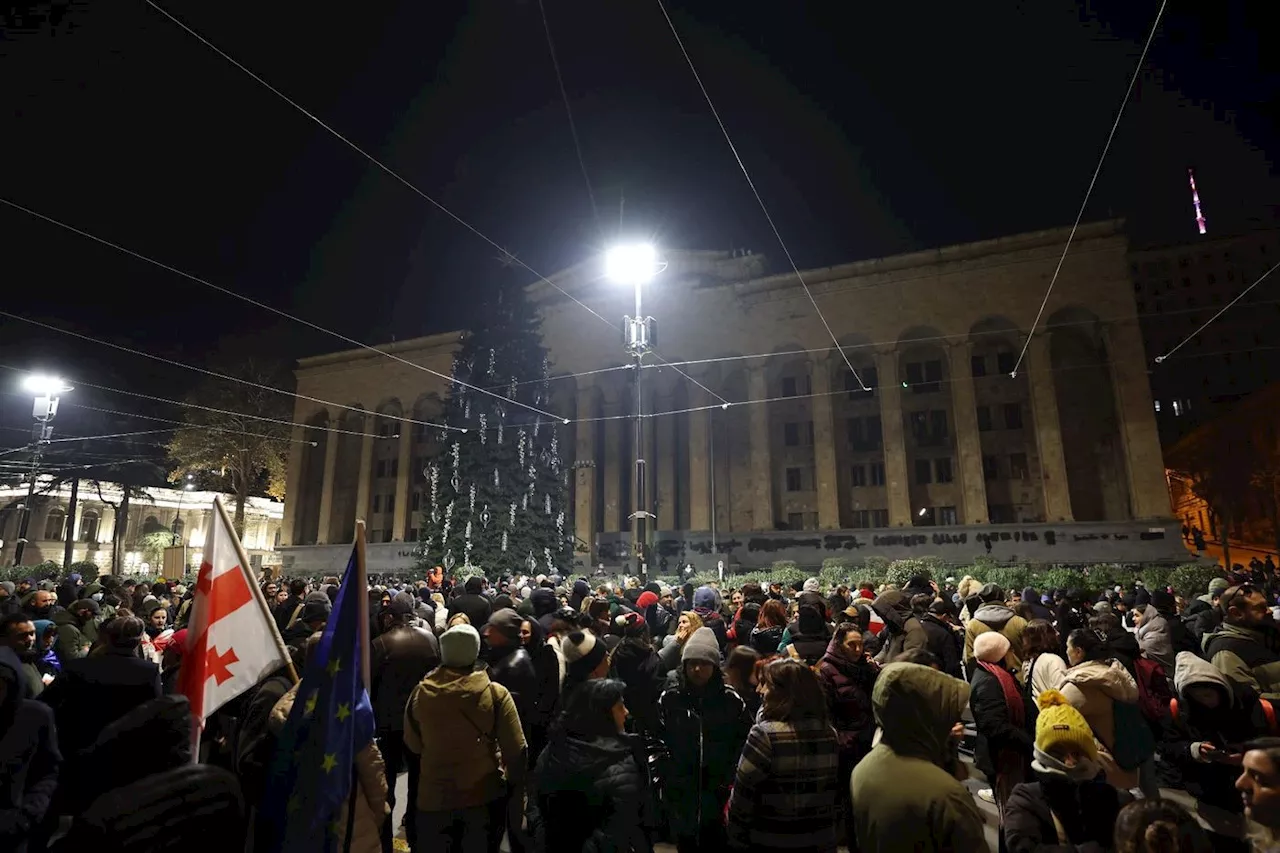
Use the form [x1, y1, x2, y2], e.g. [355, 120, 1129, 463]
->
[1019, 588, 1053, 622]
[370, 618, 441, 732]
[1203, 620, 1280, 699]
[817, 633, 878, 765]
[0, 646, 61, 853]
[51, 607, 90, 662]
[870, 590, 928, 664]
[1135, 604, 1176, 672]
[1003, 748, 1129, 853]
[850, 663, 986, 853]
[919, 612, 963, 678]
[403, 664, 527, 812]
[963, 602, 1027, 674]
[1057, 659, 1140, 789]
[535, 731, 652, 853]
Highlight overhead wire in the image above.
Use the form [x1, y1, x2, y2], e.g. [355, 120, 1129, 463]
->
[141, 0, 729, 409]
[1153, 259, 1280, 363]
[654, 0, 869, 391]
[1009, 0, 1169, 378]
[537, 0, 599, 233]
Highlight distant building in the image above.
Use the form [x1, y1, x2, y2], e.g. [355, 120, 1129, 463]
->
[277, 220, 1185, 576]
[0, 479, 283, 573]
[1128, 228, 1280, 445]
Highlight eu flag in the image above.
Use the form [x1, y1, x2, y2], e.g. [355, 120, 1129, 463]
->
[266, 545, 375, 853]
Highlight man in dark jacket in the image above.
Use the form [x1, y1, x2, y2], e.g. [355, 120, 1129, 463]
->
[0, 646, 60, 853]
[1020, 587, 1053, 622]
[963, 583, 1028, 678]
[914, 595, 962, 678]
[657, 627, 751, 853]
[871, 589, 929, 664]
[371, 592, 440, 849]
[1205, 584, 1280, 699]
[451, 576, 493, 628]
[272, 578, 307, 635]
[483, 608, 539, 733]
[39, 614, 161, 757]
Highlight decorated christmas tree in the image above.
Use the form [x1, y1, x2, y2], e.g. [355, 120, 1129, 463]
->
[416, 283, 572, 578]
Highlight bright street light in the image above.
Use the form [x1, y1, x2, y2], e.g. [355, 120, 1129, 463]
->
[21, 374, 74, 396]
[605, 244, 659, 286]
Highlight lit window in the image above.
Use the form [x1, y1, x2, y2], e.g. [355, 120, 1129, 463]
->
[1173, 400, 1182, 416]
[1154, 400, 1161, 412]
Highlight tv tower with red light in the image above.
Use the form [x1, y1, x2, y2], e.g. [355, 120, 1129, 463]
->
[1188, 168, 1207, 235]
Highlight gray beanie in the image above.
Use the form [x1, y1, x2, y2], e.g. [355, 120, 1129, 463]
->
[440, 624, 481, 669]
[681, 627, 721, 666]
[803, 577, 821, 593]
[0, 581, 14, 596]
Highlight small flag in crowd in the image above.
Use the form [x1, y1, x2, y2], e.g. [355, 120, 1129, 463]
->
[266, 541, 375, 853]
[179, 497, 289, 738]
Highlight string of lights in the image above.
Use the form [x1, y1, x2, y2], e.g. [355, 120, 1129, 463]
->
[1009, 0, 1169, 378]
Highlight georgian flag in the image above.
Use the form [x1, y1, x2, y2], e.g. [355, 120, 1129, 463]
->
[179, 498, 289, 734]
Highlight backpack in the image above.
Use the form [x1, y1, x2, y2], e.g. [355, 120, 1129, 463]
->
[1022, 655, 1043, 736]
[1133, 657, 1174, 724]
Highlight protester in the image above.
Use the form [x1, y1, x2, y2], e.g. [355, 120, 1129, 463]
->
[609, 612, 663, 738]
[1205, 584, 1280, 699]
[1020, 618, 1068, 702]
[726, 658, 839, 852]
[870, 588, 928, 663]
[964, 583, 1028, 677]
[850, 661, 987, 852]
[781, 604, 833, 665]
[0, 614, 44, 697]
[51, 599, 96, 662]
[970, 630, 1033, 829]
[403, 623, 527, 853]
[816, 621, 878, 848]
[1237, 738, 1280, 850]
[0, 646, 61, 853]
[482, 608, 539, 736]
[658, 611, 703, 676]
[657, 626, 751, 853]
[915, 593, 963, 678]
[723, 646, 762, 720]
[1112, 798, 1212, 852]
[561, 629, 612, 701]
[534, 678, 652, 853]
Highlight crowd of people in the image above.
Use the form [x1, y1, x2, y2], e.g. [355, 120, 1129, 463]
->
[5, 563, 1280, 852]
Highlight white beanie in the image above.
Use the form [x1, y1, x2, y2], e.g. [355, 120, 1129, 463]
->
[974, 630, 1011, 664]
[440, 624, 481, 669]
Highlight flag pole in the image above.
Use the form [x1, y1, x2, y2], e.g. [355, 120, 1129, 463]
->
[354, 519, 371, 692]
[214, 496, 299, 684]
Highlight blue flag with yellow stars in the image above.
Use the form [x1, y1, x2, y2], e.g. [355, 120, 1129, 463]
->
[266, 546, 375, 853]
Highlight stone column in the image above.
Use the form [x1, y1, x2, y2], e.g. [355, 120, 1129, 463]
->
[688, 391, 712, 531]
[602, 399, 624, 532]
[655, 389, 677, 532]
[281, 422, 308, 546]
[315, 417, 340, 545]
[1026, 334, 1073, 521]
[746, 363, 774, 531]
[875, 352, 912, 527]
[72, 500, 84, 544]
[1104, 321, 1172, 519]
[354, 413, 375, 523]
[947, 342, 988, 524]
[574, 389, 598, 553]
[810, 354, 841, 529]
[392, 426, 412, 541]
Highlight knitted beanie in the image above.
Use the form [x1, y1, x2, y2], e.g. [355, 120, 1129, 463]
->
[562, 630, 607, 680]
[1207, 577, 1229, 598]
[636, 591, 659, 611]
[681, 627, 721, 666]
[440, 624, 481, 669]
[973, 630, 1011, 663]
[803, 577, 821, 593]
[1035, 689, 1098, 760]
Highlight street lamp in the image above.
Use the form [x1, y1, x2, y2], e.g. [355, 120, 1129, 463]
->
[12, 374, 73, 565]
[172, 474, 196, 546]
[605, 243, 663, 583]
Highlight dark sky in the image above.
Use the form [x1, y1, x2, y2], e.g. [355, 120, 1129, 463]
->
[1, 0, 1277, 448]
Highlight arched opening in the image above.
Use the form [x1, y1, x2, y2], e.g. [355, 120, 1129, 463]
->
[898, 326, 959, 527]
[834, 336, 886, 529]
[43, 508, 67, 541]
[970, 317, 1040, 523]
[79, 510, 100, 543]
[1048, 307, 1130, 521]
[296, 410, 330, 545]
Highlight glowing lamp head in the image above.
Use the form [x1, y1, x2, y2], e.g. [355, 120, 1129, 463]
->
[22, 374, 73, 396]
[605, 244, 658, 286]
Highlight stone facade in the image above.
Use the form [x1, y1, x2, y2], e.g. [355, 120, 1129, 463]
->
[0, 480, 283, 573]
[280, 220, 1182, 575]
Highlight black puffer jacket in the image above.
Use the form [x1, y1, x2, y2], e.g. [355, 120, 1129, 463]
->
[370, 621, 441, 731]
[610, 641, 664, 736]
[749, 625, 785, 657]
[969, 664, 1032, 781]
[484, 644, 539, 731]
[535, 732, 653, 853]
[1004, 772, 1128, 853]
[920, 612, 963, 678]
[0, 647, 60, 853]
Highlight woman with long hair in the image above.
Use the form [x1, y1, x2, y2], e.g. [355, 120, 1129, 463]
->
[750, 600, 789, 658]
[817, 622, 879, 851]
[1113, 798, 1212, 852]
[1021, 619, 1068, 702]
[725, 658, 840, 852]
[724, 646, 762, 720]
[535, 678, 653, 853]
[658, 611, 703, 676]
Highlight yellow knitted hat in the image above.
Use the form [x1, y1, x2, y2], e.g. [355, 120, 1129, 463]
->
[1035, 689, 1098, 761]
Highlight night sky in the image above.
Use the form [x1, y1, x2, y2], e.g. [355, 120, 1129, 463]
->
[1, 0, 1277, 451]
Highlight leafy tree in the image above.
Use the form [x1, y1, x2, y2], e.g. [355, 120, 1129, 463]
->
[1168, 419, 1256, 571]
[417, 284, 571, 578]
[166, 361, 290, 537]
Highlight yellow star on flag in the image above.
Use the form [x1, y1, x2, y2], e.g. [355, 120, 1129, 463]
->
[321, 753, 338, 773]
[329, 819, 343, 837]
[336, 702, 351, 723]
[287, 795, 301, 814]
[326, 656, 342, 677]
[304, 692, 318, 717]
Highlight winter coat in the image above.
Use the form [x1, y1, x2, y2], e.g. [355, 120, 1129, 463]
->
[1183, 600, 1221, 646]
[1136, 605, 1178, 672]
[963, 602, 1028, 675]
[1022, 652, 1069, 703]
[449, 592, 493, 629]
[270, 684, 388, 853]
[655, 668, 752, 838]
[1003, 760, 1129, 853]
[1056, 659, 1141, 789]
[657, 636, 686, 676]
[535, 731, 653, 853]
[970, 664, 1032, 781]
[39, 645, 162, 756]
[50, 609, 89, 662]
[850, 663, 986, 853]
[816, 635, 878, 767]
[725, 718, 839, 852]
[403, 664, 527, 813]
[1203, 620, 1280, 700]
[920, 613, 963, 678]
[1019, 588, 1054, 623]
[696, 610, 729, 652]
[870, 590, 928, 664]
[485, 644, 539, 733]
[749, 625, 785, 657]
[0, 647, 60, 853]
[370, 621, 440, 732]
[610, 641, 664, 736]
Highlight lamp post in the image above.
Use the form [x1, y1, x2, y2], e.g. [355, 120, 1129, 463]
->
[172, 475, 196, 546]
[606, 244, 662, 584]
[12, 374, 73, 566]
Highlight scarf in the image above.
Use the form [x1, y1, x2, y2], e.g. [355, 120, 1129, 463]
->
[977, 660, 1025, 728]
[1031, 746, 1101, 783]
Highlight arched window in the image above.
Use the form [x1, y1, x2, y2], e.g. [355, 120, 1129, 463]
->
[79, 510, 100, 543]
[142, 515, 165, 535]
[43, 508, 67, 541]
